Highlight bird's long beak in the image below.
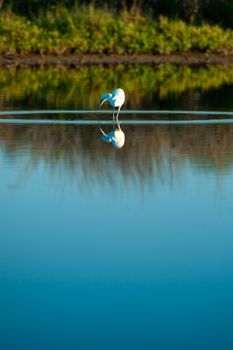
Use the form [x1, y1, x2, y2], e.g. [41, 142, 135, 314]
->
[98, 98, 108, 109]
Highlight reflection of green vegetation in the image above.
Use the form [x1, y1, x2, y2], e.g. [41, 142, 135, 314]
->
[1, 65, 233, 109]
[0, 124, 232, 190]
[1, 6, 233, 55]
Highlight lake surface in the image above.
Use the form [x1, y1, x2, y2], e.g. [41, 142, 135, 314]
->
[0, 65, 233, 350]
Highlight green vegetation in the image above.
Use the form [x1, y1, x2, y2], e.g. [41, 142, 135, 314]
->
[1, 4, 233, 55]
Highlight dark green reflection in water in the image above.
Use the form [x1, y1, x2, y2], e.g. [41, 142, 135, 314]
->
[1, 65, 233, 111]
[0, 123, 233, 187]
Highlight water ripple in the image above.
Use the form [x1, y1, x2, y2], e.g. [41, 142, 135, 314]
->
[1, 109, 233, 116]
[1, 118, 233, 125]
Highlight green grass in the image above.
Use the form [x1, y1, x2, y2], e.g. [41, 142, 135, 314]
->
[1, 5, 233, 55]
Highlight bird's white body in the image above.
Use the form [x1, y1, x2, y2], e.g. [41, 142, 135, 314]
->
[110, 88, 125, 107]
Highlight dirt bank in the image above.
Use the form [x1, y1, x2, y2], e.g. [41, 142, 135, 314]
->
[1, 53, 233, 66]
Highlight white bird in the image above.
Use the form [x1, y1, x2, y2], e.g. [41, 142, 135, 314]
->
[98, 88, 125, 121]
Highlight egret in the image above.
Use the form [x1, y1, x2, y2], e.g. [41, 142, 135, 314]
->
[99, 121, 125, 149]
[98, 88, 125, 121]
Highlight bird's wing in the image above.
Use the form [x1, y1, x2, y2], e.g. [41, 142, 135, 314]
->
[111, 89, 125, 107]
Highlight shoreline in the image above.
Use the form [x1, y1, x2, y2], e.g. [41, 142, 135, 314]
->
[1, 53, 233, 66]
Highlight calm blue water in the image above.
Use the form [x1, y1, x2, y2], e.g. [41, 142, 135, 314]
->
[0, 122, 233, 349]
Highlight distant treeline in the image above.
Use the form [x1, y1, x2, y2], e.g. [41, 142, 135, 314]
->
[2, 0, 233, 27]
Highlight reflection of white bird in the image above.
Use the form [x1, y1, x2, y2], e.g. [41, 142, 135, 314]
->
[99, 122, 125, 149]
[99, 127, 125, 149]
[99, 88, 125, 120]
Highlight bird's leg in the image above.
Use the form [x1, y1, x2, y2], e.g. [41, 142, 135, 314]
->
[115, 106, 121, 122]
[112, 107, 115, 128]
[116, 120, 121, 131]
